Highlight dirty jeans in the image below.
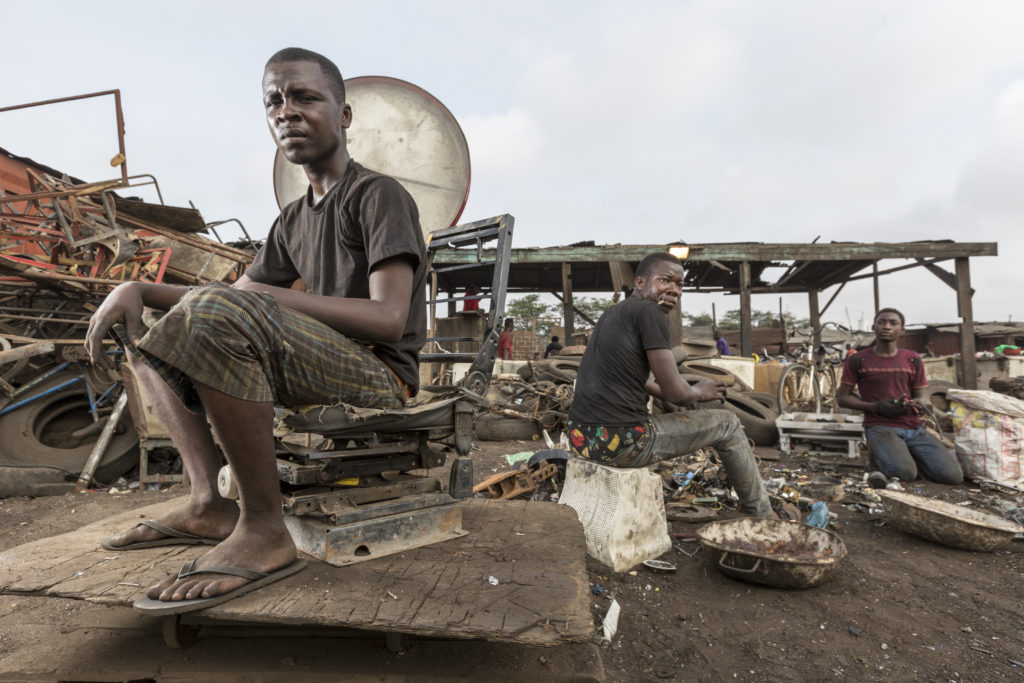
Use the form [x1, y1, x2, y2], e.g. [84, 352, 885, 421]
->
[865, 425, 964, 485]
[609, 409, 772, 517]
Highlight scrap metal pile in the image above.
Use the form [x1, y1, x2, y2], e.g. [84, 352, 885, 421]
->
[0, 160, 254, 493]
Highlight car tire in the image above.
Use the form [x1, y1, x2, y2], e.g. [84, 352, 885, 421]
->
[474, 413, 541, 441]
[0, 371, 138, 484]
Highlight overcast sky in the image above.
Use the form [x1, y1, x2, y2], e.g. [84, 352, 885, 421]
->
[3, 1, 1023, 329]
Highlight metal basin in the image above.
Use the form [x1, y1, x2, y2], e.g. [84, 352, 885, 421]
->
[696, 518, 847, 589]
[878, 490, 1023, 552]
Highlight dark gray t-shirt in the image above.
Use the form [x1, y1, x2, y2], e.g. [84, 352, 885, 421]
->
[568, 297, 670, 425]
[245, 161, 427, 392]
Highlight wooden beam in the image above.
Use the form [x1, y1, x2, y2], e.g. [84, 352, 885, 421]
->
[872, 262, 880, 317]
[432, 242, 998, 266]
[845, 257, 949, 282]
[818, 280, 847, 317]
[549, 291, 596, 327]
[668, 300, 682, 347]
[917, 258, 973, 295]
[561, 262, 574, 341]
[956, 258, 977, 390]
[739, 262, 752, 357]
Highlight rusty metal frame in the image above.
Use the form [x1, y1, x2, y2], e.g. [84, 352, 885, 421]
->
[0, 89, 129, 186]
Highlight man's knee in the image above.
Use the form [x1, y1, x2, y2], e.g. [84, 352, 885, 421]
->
[175, 285, 260, 336]
[874, 456, 917, 482]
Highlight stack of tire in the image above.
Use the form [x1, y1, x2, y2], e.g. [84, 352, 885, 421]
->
[661, 349, 781, 447]
[474, 357, 581, 442]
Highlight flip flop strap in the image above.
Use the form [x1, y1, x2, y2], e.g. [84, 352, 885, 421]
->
[176, 559, 268, 581]
[141, 519, 208, 541]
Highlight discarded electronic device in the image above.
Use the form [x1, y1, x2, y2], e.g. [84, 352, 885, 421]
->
[776, 412, 864, 458]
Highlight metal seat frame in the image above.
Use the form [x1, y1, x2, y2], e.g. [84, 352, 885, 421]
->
[274, 215, 514, 565]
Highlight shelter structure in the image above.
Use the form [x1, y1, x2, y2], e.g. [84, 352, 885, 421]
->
[433, 240, 998, 389]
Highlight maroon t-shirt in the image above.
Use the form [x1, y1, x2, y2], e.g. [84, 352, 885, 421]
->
[840, 348, 927, 428]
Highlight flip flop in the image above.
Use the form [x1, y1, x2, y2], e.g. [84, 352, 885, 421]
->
[101, 520, 221, 550]
[133, 557, 308, 615]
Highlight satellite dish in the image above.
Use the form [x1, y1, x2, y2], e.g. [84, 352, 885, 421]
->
[272, 76, 471, 238]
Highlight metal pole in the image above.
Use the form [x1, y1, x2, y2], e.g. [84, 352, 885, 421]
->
[76, 391, 129, 490]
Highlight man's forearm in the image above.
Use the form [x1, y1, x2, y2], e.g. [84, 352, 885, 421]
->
[235, 280, 408, 342]
[836, 390, 876, 414]
[135, 282, 190, 311]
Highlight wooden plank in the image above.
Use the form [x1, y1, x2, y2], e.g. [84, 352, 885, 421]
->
[0, 497, 592, 646]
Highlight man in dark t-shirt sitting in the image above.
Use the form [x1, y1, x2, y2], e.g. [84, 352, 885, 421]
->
[85, 48, 426, 612]
[837, 308, 962, 486]
[567, 253, 773, 517]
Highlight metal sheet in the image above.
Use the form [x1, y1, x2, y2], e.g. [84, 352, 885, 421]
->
[273, 76, 471, 238]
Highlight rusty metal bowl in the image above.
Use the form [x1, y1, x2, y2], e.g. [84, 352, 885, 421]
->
[878, 490, 1023, 552]
[696, 518, 847, 589]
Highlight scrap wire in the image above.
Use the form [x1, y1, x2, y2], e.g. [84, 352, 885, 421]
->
[488, 379, 573, 431]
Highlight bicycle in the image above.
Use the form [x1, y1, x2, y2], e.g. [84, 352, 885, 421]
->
[775, 323, 848, 414]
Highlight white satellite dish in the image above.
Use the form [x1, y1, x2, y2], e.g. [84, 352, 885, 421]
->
[272, 76, 471, 238]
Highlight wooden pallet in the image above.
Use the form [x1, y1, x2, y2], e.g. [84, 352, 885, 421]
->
[0, 497, 592, 647]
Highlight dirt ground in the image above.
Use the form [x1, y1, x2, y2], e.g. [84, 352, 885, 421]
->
[1, 439, 1023, 682]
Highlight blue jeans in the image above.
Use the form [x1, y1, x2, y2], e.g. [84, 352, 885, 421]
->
[620, 409, 772, 517]
[865, 425, 963, 484]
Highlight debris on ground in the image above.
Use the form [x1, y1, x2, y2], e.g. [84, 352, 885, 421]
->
[1, 147, 254, 494]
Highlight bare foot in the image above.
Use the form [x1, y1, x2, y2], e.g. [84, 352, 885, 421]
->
[145, 521, 296, 602]
[104, 497, 239, 548]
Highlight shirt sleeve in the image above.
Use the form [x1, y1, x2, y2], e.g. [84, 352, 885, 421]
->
[244, 215, 300, 287]
[358, 176, 423, 273]
[636, 301, 670, 351]
[911, 353, 927, 388]
[839, 354, 858, 386]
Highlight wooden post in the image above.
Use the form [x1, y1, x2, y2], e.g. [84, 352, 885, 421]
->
[779, 297, 787, 356]
[872, 262, 880, 317]
[668, 301, 682, 347]
[808, 290, 821, 355]
[561, 262, 574, 342]
[447, 287, 457, 317]
[740, 261, 752, 357]
[955, 257, 978, 389]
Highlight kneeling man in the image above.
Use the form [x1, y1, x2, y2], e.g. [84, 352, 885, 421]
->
[837, 308, 963, 485]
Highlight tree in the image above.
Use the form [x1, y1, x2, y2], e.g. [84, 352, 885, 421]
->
[683, 312, 714, 326]
[574, 296, 616, 325]
[684, 308, 810, 329]
[506, 294, 555, 334]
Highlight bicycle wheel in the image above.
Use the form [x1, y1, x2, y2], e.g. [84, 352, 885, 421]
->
[776, 364, 819, 413]
[817, 366, 839, 413]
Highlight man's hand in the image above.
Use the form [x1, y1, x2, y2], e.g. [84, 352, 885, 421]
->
[660, 398, 682, 413]
[693, 379, 729, 403]
[874, 399, 908, 419]
[85, 282, 146, 370]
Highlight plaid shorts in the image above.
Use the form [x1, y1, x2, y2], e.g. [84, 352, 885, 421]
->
[124, 283, 405, 414]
